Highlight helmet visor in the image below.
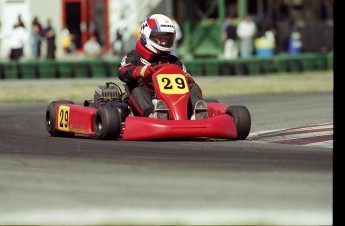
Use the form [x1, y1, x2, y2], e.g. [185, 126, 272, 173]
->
[150, 31, 175, 48]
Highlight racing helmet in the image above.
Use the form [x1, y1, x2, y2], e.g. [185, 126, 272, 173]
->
[140, 14, 176, 54]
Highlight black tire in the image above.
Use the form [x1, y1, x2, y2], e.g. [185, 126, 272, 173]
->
[46, 100, 75, 137]
[204, 98, 219, 103]
[94, 107, 122, 140]
[225, 105, 251, 140]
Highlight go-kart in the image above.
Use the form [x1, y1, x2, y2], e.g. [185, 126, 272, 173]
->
[46, 64, 251, 141]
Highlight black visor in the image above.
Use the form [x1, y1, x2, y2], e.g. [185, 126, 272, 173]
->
[150, 31, 176, 48]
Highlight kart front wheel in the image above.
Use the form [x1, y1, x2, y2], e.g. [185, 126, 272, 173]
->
[225, 105, 251, 140]
[94, 107, 122, 140]
[46, 100, 75, 137]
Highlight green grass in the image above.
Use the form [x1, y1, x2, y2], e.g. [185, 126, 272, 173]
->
[199, 70, 333, 96]
[0, 70, 333, 103]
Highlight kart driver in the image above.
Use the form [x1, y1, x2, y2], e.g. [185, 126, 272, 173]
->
[118, 14, 208, 120]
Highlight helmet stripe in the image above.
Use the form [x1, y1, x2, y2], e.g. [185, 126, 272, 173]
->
[147, 19, 157, 30]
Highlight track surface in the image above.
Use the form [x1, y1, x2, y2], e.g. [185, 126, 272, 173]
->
[0, 92, 333, 225]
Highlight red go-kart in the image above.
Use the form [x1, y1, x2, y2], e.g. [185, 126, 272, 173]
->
[46, 64, 251, 141]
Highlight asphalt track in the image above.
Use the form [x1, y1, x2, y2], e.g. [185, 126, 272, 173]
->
[0, 92, 333, 225]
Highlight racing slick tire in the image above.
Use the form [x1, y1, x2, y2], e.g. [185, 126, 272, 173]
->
[94, 107, 122, 140]
[46, 100, 75, 137]
[225, 105, 251, 140]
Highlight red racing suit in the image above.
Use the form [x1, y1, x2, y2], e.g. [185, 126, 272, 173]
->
[118, 40, 203, 117]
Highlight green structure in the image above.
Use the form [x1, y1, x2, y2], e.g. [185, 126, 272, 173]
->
[179, 0, 248, 59]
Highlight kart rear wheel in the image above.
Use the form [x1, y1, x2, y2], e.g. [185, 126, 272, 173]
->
[225, 105, 251, 140]
[94, 107, 122, 140]
[46, 100, 75, 137]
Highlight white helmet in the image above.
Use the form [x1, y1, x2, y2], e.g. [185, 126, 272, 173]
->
[140, 14, 176, 54]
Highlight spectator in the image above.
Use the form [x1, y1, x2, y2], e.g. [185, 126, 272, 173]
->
[222, 16, 238, 59]
[61, 26, 75, 53]
[288, 30, 302, 55]
[254, 20, 277, 58]
[83, 35, 102, 57]
[236, 15, 257, 58]
[8, 23, 28, 61]
[2, 14, 28, 61]
[41, 18, 56, 59]
[31, 16, 42, 60]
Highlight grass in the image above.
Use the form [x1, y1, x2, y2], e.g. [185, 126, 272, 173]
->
[0, 70, 333, 103]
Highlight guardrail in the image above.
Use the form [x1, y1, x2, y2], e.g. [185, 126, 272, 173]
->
[0, 52, 333, 79]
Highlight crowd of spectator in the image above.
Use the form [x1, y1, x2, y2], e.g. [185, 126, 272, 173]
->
[0, 15, 57, 61]
[221, 14, 306, 60]
[0, 13, 308, 62]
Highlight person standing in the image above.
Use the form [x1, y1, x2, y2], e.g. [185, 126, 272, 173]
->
[31, 16, 42, 60]
[0, 16, 27, 61]
[222, 16, 238, 59]
[41, 19, 56, 59]
[236, 15, 257, 58]
[8, 23, 28, 61]
[288, 30, 302, 55]
[61, 26, 75, 54]
[83, 34, 102, 57]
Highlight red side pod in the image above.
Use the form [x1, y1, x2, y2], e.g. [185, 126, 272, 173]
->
[122, 114, 237, 141]
[56, 104, 97, 135]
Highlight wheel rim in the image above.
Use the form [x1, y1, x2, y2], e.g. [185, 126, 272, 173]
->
[95, 115, 103, 133]
[46, 112, 52, 131]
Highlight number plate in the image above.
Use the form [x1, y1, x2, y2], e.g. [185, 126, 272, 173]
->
[157, 74, 188, 94]
[58, 106, 70, 132]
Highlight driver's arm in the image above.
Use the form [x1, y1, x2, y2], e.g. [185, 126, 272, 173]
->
[118, 51, 154, 83]
[118, 51, 138, 83]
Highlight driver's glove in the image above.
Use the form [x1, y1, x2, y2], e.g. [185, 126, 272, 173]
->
[132, 65, 155, 79]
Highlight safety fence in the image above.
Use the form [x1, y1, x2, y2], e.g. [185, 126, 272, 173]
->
[0, 52, 333, 79]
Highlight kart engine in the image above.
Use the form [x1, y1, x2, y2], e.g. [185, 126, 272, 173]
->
[94, 82, 122, 108]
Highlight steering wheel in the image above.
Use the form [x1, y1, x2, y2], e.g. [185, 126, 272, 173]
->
[142, 64, 166, 90]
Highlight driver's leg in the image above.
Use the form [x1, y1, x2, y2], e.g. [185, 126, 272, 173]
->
[188, 83, 203, 107]
[130, 86, 154, 117]
[189, 83, 208, 120]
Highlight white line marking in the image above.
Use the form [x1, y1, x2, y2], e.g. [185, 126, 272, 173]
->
[248, 123, 333, 148]
[0, 208, 332, 225]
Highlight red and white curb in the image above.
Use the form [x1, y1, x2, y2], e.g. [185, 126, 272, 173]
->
[248, 123, 333, 148]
